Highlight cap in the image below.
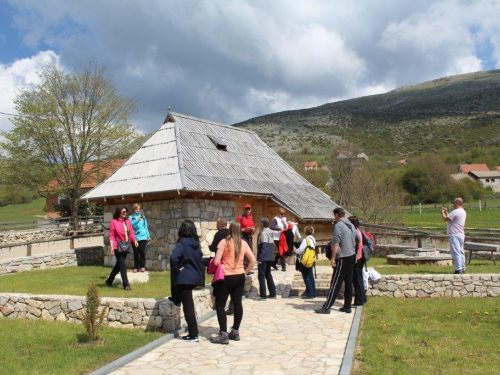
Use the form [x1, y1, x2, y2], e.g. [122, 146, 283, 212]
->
[244, 203, 251, 209]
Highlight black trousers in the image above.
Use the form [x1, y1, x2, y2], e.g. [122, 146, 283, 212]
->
[322, 254, 356, 310]
[132, 240, 147, 269]
[353, 258, 367, 305]
[215, 274, 245, 333]
[107, 251, 130, 287]
[171, 284, 198, 337]
[258, 261, 276, 297]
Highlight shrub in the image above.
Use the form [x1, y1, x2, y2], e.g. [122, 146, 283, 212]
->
[83, 281, 104, 341]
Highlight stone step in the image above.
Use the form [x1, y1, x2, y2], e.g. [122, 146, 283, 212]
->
[292, 280, 332, 288]
[290, 287, 331, 297]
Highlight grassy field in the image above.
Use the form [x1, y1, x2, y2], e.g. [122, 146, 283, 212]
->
[316, 257, 499, 274]
[401, 208, 500, 229]
[0, 265, 213, 298]
[353, 297, 500, 375]
[0, 319, 163, 374]
[0, 198, 45, 222]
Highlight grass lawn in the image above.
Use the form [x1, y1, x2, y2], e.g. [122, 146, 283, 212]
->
[401, 209, 500, 229]
[0, 198, 46, 222]
[0, 319, 163, 374]
[0, 265, 213, 298]
[353, 297, 500, 375]
[316, 257, 499, 274]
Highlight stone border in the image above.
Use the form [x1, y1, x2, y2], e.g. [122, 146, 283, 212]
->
[367, 274, 500, 298]
[340, 305, 363, 375]
[89, 309, 217, 375]
[0, 247, 104, 276]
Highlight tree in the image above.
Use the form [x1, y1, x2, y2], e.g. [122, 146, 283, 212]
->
[83, 281, 104, 341]
[346, 165, 406, 224]
[1, 62, 140, 227]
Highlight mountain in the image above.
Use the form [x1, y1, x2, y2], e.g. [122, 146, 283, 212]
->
[234, 70, 500, 156]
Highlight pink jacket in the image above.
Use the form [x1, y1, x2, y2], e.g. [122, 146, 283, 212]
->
[109, 218, 136, 250]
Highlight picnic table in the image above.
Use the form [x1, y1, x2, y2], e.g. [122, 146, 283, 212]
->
[464, 242, 499, 265]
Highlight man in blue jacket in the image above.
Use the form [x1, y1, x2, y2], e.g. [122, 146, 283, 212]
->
[256, 217, 277, 300]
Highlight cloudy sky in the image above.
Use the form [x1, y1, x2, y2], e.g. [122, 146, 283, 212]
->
[1, 0, 500, 134]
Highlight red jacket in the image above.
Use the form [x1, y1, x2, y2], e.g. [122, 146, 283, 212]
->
[109, 218, 136, 250]
[278, 223, 293, 256]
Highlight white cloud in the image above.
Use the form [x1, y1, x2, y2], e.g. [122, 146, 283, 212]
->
[4, 0, 500, 129]
[0, 50, 59, 132]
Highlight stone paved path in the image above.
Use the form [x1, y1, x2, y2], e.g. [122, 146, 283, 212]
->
[111, 275, 354, 375]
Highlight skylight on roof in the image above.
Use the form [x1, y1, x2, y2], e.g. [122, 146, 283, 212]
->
[208, 135, 227, 151]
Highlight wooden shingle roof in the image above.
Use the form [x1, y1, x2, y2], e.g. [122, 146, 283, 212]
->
[82, 112, 341, 220]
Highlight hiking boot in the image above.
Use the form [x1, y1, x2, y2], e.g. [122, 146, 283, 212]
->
[267, 295, 277, 299]
[181, 335, 199, 342]
[339, 306, 352, 313]
[301, 295, 314, 299]
[225, 308, 234, 315]
[256, 296, 267, 301]
[315, 308, 331, 314]
[124, 285, 132, 291]
[228, 329, 240, 341]
[210, 331, 229, 345]
[271, 263, 278, 270]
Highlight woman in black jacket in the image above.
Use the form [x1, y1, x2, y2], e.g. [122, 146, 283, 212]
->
[169, 220, 205, 342]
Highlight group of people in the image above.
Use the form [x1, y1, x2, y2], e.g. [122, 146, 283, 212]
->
[103, 202, 374, 342]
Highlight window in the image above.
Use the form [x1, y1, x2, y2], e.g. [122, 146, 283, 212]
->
[492, 179, 495, 183]
[486, 179, 490, 183]
[208, 135, 227, 151]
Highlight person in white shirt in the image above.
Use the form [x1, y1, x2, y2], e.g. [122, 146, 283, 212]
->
[270, 208, 289, 271]
[441, 197, 467, 274]
[295, 226, 316, 298]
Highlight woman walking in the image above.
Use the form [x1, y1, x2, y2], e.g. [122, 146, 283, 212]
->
[295, 225, 316, 299]
[106, 206, 138, 290]
[169, 220, 205, 342]
[129, 203, 151, 273]
[211, 222, 256, 344]
[348, 216, 367, 306]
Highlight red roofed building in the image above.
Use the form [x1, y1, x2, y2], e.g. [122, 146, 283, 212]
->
[304, 161, 318, 170]
[458, 164, 490, 174]
[45, 159, 125, 216]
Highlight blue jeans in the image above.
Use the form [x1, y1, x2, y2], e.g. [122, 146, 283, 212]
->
[258, 261, 276, 297]
[449, 234, 465, 271]
[300, 264, 316, 297]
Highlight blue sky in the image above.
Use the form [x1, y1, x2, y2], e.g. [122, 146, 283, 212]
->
[1, 0, 499, 134]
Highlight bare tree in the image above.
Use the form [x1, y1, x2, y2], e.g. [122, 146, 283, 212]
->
[346, 165, 406, 224]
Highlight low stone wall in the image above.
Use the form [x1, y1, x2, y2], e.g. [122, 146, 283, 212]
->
[0, 229, 66, 245]
[367, 274, 500, 298]
[0, 247, 104, 276]
[375, 243, 496, 261]
[0, 288, 215, 332]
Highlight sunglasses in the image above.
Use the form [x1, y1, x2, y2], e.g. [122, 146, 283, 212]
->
[121, 210, 127, 213]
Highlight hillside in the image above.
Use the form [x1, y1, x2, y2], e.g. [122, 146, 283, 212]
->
[234, 70, 500, 157]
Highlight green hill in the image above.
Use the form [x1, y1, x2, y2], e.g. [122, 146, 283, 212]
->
[234, 70, 500, 156]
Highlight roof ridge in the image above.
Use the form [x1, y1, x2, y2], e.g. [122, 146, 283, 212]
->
[170, 111, 257, 135]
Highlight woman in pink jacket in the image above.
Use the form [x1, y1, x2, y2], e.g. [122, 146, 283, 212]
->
[105, 206, 138, 290]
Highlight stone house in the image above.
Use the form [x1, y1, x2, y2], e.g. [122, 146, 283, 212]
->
[467, 171, 500, 192]
[82, 112, 342, 270]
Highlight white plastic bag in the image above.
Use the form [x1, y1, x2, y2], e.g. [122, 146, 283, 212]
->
[363, 269, 369, 290]
[368, 268, 381, 283]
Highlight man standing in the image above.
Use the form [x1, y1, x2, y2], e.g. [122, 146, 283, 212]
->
[209, 217, 229, 255]
[441, 198, 467, 274]
[315, 207, 358, 314]
[237, 204, 255, 249]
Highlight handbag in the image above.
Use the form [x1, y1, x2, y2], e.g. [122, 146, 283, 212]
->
[208, 258, 224, 283]
[117, 241, 131, 253]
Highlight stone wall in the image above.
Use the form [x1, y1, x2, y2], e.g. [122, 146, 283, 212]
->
[103, 199, 236, 271]
[0, 288, 215, 332]
[0, 229, 66, 245]
[375, 241, 498, 261]
[0, 247, 104, 276]
[367, 274, 500, 298]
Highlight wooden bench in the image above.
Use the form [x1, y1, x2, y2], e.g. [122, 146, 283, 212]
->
[464, 242, 499, 265]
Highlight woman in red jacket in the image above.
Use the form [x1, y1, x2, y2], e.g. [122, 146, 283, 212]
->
[106, 206, 138, 290]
